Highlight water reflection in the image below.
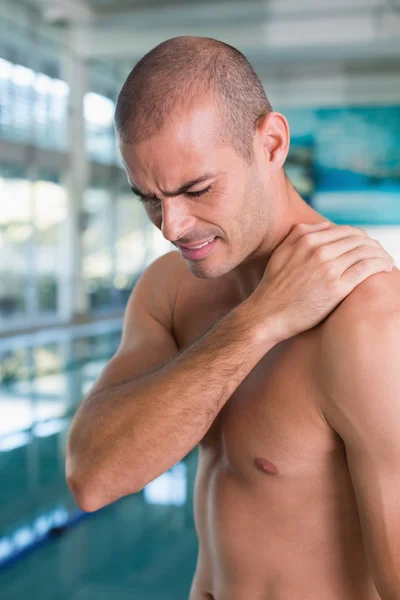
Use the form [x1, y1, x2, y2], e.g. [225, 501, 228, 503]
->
[0, 323, 122, 564]
[0, 322, 197, 588]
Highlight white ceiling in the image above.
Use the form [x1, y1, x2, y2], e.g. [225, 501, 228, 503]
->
[17, 0, 400, 70]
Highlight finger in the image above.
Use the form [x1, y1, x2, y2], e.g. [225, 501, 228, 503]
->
[337, 245, 394, 272]
[313, 235, 382, 262]
[283, 221, 332, 247]
[349, 226, 368, 236]
[341, 257, 393, 291]
[297, 224, 367, 253]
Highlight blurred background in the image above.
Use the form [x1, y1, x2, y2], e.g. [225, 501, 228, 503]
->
[0, 0, 399, 598]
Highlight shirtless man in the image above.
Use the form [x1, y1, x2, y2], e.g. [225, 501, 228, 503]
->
[66, 37, 400, 600]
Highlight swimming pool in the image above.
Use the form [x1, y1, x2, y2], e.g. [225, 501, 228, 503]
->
[0, 320, 198, 599]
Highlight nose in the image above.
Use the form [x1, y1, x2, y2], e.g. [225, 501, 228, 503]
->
[160, 197, 197, 242]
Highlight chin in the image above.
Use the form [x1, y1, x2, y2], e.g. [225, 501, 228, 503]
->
[187, 259, 233, 280]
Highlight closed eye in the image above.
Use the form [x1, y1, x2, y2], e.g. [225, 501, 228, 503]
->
[186, 185, 212, 198]
[132, 185, 212, 204]
[134, 193, 159, 205]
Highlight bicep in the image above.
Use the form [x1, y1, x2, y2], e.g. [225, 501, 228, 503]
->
[320, 314, 400, 598]
[344, 422, 400, 599]
[86, 253, 181, 400]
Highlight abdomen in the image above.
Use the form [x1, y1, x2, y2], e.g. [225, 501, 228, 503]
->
[193, 445, 379, 599]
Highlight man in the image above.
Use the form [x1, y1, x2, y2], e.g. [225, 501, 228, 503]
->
[66, 37, 400, 600]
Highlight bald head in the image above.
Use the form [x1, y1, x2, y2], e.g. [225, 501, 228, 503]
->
[114, 36, 273, 164]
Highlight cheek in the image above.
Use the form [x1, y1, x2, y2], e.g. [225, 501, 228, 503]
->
[237, 180, 265, 234]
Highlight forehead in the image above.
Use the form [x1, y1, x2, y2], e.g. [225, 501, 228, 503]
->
[119, 102, 229, 186]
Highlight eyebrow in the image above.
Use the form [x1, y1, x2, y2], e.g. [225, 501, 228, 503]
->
[129, 172, 217, 200]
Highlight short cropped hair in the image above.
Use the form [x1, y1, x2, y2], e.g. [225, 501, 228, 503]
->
[114, 36, 273, 164]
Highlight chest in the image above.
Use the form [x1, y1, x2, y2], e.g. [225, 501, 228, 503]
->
[173, 288, 341, 480]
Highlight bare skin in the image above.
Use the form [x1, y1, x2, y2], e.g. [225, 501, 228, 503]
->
[168, 255, 398, 600]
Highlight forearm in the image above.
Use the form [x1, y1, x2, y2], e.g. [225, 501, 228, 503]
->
[66, 296, 280, 511]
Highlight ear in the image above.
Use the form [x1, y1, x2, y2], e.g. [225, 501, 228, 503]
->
[255, 112, 290, 173]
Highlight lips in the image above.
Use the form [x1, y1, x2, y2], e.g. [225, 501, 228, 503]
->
[179, 237, 218, 260]
[179, 238, 215, 250]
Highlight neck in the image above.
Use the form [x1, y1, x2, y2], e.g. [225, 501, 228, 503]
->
[231, 177, 331, 301]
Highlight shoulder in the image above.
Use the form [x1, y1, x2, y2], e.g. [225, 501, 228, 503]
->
[315, 267, 400, 438]
[316, 267, 400, 401]
[321, 266, 400, 341]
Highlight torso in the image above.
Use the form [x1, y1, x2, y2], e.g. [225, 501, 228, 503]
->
[171, 254, 382, 600]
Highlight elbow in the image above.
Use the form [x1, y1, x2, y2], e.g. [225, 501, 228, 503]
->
[66, 460, 143, 513]
[66, 470, 101, 513]
[67, 473, 143, 512]
[65, 428, 144, 511]
[65, 421, 105, 513]
[65, 453, 103, 513]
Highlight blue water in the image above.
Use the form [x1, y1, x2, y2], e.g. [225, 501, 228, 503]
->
[0, 323, 198, 599]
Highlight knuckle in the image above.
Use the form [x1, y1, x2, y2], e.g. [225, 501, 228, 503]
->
[322, 260, 338, 280]
[370, 238, 381, 247]
[314, 245, 328, 261]
[295, 223, 308, 231]
[360, 243, 381, 257]
[352, 226, 367, 236]
[349, 244, 369, 259]
[300, 233, 314, 250]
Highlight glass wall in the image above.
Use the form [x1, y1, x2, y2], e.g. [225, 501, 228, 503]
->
[82, 186, 114, 311]
[0, 162, 174, 332]
[33, 173, 67, 314]
[0, 166, 68, 328]
[0, 58, 68, 151]
[0, 57, 120, 163]
[115, 188, 149, 303]
[84, 92, 116, 165]
[0, 164, 34, 322]
[0, 35, 174, 333]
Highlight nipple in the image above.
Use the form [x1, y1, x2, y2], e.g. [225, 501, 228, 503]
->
[254, 456, 279, 475]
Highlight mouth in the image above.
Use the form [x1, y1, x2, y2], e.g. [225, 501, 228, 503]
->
[178, 238, 215, 250]
[178, 237, 217, 260]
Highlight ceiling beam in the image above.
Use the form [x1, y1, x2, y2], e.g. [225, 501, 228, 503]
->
[91, 0, 388, 26]
[70, 12, 400, 63]
[32, 0, 400, 67]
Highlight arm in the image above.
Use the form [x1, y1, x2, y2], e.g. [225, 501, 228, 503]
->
[67, 223, 393, 514]
[66, 253, 279, 513]
[319, 301, 400, 600]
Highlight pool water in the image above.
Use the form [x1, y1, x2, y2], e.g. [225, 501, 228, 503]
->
[0, 322, 199, 599]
